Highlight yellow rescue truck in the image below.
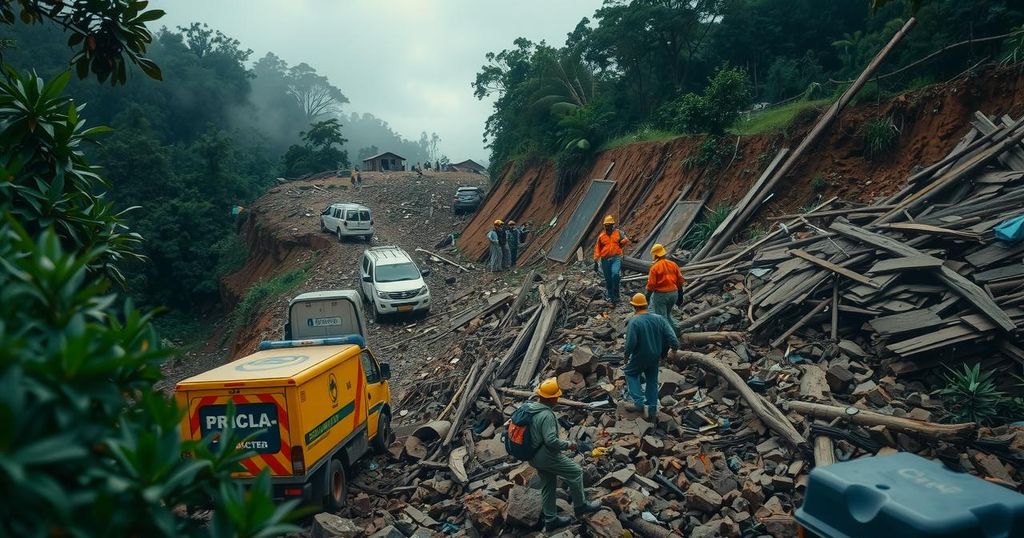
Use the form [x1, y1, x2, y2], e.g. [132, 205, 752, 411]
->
[175, 291, 392, 509]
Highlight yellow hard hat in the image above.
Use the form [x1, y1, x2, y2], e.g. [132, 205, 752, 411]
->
[651, 244, 667, 258]
[536, 377, 563, 399]
[494, 219, 503, 225]
[603, 215, 615, 225]
[630, 293, 648, 307]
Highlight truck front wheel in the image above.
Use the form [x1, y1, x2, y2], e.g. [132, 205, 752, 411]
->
[371, 410, 392, 454]
[323, 458, 347, 511]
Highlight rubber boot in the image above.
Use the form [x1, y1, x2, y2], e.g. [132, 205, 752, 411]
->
[575, 500, 602, 517]
[544, 514, 572, 531]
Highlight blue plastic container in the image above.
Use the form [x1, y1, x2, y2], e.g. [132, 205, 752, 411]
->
[796, 452, 1024, 538]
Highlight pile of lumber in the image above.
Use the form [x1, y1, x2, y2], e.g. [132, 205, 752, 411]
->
[675, 110, 1024, 375]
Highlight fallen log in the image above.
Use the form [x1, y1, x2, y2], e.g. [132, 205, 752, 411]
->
[678, 331, 745, 344]
[513, 279, 567, 386]
[676, 351, 806, 451]
[415, 247, 469, 272]
[496, 387, 594, 409]
[624, 517, 683, 538]
[443, 358, 499, 446]
[787, 400, 977, 442]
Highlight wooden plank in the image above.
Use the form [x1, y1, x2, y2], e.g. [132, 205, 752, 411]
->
[770, 298, 831, 348]
[768, 205, 892, 221]
[449, 292, 514, 329]
[789, 249, 878, 288]
[975, 264, 1024, 283]
[868, 309, 945, 336]
[874, 222, 982, 242]
[965, 241, 1024, 268]
[830, 220, 1016, 332]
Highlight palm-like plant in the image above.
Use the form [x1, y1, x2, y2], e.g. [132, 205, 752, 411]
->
[941, 364, 1006, 424]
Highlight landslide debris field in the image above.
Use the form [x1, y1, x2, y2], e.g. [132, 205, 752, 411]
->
[180, 77, 1024, 538]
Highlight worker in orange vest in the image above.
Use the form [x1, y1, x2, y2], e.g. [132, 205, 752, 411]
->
[593, 215, 628, 305]
[646, 243, 685, 331]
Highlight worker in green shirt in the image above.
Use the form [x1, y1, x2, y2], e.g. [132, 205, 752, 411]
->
[523, 378, 602, 530]
[623, 293, 680, 419]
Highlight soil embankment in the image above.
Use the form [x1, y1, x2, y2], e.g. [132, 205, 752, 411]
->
[460, 67, 1024, 265]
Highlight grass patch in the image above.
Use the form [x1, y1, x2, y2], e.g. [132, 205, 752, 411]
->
[730, 98, 831, 135]
[232, 263, 312, 330]
[599, 127, 684, 151]
[862, 115, 900, 160]
[681, 204, 732, 251]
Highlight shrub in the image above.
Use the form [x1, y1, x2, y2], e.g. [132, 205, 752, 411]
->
[684, 135, 733, 170]
[811, 174, 829, 193]
[862, 115, 900, 160]
[681, 204, 733, 251]
[941, 364, 1007, 425]
[659, 67, 752, 135]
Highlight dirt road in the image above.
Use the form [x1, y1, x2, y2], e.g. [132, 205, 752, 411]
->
[160, 170, 504, 395]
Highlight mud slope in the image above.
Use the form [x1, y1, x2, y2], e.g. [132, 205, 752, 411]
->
[461, 67, 1024, 264]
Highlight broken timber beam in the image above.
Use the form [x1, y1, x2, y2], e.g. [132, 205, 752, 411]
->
[678, 294, 749, 330]
[788, 401, 976, 442]
[830, 220, 1016, 332]
[788, 249, 879, 288]
[676, 351, 806, 450]
[770, 298, 832, 349]
[513, 279, 567, 386]
[495, 387, 592, 409]
[679, 331, 745, 344]
[414, 247, 469, 272]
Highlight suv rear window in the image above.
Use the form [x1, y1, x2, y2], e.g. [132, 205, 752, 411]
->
[359, 210, 371, 221]
[346, 210, 358, 220]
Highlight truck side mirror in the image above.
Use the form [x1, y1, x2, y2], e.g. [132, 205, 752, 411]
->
[362, 276, 372, 282]
[420, 267, 431, 277]
[380, 363, 391, 380]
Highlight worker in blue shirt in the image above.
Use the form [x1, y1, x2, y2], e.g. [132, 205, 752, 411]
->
[623, 293, 679, 419]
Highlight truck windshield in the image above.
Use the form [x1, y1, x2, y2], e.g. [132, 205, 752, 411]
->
[375, 262, 420, 282]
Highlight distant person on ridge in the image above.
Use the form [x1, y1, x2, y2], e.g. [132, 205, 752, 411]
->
[499, 221, 511, 270]
[487, 220, 504, 272]
[593, 215, 627, 305]
[507, 219, 520, 266]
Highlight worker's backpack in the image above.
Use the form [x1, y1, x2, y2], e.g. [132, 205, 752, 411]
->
[503, 405, 541, 461]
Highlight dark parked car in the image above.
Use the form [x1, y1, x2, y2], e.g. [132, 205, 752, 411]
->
[452, 186, 484, 214]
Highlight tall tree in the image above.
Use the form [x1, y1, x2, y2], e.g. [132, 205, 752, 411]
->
[287, 62, 348, 120]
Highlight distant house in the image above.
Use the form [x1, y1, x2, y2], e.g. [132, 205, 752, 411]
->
[362, 152, 406, 172]
[448, 159, 487, 174]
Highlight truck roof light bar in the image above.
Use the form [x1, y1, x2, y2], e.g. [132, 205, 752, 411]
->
[257, 335, 365, 350]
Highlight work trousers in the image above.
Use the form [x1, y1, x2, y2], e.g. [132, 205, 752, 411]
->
[501, 244, 512, 270]
[650, 290, 678, 331]
[600, 255, 622, 304]
[509, 243, 519, 266]
[625, 362, 660, 417]
[488, 243, 502, 272]
[530, 453, 586, 518]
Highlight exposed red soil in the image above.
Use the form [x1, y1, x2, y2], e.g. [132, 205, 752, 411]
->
[460, 66, 1024, 264]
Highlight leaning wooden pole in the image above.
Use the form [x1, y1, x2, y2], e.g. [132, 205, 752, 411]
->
[699, 17, 916, 258]
[788, 400, 976, 442]
[513, 281, 566, 386]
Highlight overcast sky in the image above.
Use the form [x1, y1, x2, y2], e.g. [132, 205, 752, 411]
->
[150, 0, 603, 164]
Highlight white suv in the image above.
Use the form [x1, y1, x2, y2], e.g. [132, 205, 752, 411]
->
[321, 202, 373, 242]
[360, 246, 431, 319]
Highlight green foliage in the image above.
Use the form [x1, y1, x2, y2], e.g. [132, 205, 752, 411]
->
[0, 55, 297, 535]
[600, 126, 681, 151]
[731, 98, 831, 135]
[1001, 26, 1024, 66]
[746, 224, 769, 241]
[683, 135, 732, 170]
[681, 204, 733, 251]
[811, 174, 830, 193]
[659, 67, 752, 135]
[941, 364, 1007, 425]
[284, 118, 350, 176]
[0, 69, 142, 286]
[0, 0, 165, 84]
[862, 115, 900, 160]
[764, 52, 826, 102]
[233, 265, 310, 330]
